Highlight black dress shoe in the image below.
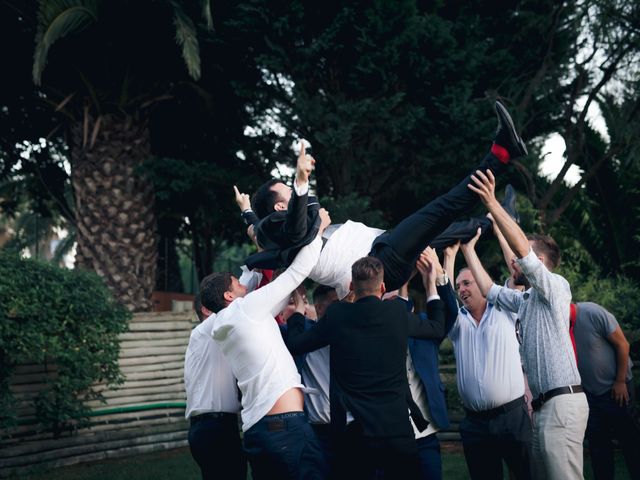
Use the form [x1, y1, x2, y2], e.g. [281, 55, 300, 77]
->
[501, 184, 520, 224]
[494, 101, 528, 160]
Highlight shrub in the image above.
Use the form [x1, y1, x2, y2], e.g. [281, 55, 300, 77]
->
[0, 251, 130, 436]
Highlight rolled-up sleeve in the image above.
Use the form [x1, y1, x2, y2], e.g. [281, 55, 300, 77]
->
[487, 283, 523, 314]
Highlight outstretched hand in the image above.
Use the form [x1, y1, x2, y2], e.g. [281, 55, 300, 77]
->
[444, 241, 460, 262]
[233, 185, 251, 211]
[296, 140, 316, 185]
[468, 169, 498, 208]
[460, 227, 482, 253]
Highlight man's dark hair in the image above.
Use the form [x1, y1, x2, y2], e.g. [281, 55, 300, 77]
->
[527, 234, 561, 270]
[351, 256, 384, 296]
[252, 179, 286, 219]
[313, 284, 336, 305]
[193, 293, 206, 322]
[200, 272, 233, 313]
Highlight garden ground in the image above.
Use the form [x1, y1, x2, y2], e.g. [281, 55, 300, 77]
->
[15, 442, 630, 479]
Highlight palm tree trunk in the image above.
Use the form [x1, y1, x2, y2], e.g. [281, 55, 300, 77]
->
[70, 113, 157, 312]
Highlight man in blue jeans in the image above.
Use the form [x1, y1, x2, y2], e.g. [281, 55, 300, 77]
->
[201, 214, 331, 479]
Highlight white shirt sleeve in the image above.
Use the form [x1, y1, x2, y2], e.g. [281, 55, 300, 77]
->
[293, 181, 309, 197]
[242, 236, 322, 319]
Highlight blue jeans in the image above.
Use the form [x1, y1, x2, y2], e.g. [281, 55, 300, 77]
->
[188, 413, 246, 480]
[416, 434, 442, 480]
[243, 412, 327, 479]
[585, 383, 640, 480]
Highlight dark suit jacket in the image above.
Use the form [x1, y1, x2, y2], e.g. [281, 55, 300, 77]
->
[243, 188, 321, 270]
[405, 283, 459, 430]
[287, 296, 445, 439]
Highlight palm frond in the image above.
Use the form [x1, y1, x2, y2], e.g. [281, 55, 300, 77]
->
[33, 0, 98, 85]
[202, 0, 213, 31]
[52, 229, 76, 265]
[171, 1, 201, 80]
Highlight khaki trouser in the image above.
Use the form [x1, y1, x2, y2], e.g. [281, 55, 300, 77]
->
[531, 392, 589, 479]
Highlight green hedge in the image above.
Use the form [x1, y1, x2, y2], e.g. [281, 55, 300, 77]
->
[0, 251, 130, 436]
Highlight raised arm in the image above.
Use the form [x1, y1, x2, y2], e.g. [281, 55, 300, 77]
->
[468, 170, 529, 259]
[442, 241, 459, 285]
[243, 209, 330, 318]
[408, 248, 445, 338]
[459, 228, 493, 297]
[282, 141, 317, 242]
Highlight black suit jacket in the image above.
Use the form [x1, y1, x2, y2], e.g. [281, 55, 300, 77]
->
[243, 188, 321, 270]
[286, 296, 445, 439]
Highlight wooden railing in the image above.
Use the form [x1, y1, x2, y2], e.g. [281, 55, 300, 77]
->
[0, 311, 196, 478]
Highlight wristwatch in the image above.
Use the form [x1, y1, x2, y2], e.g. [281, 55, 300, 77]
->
[436, 272, 449, 287]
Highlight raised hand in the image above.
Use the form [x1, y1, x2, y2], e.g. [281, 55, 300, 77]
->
[296, 140, 316, 186]
[233, 185, 251, 211]
[318, 207, 332, 232]
[468, 169, 498, 208]
[460, 227, 482, 254]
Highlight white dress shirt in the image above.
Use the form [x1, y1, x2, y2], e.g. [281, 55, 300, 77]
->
[309, 220, 385, 299]
[449, 303, 525, 411]
[300, 345, 331, 424]
[184, 313, 240, 419]
[212, 236, 323, 432]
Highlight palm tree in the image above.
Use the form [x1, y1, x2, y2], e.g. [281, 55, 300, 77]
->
[29, 0, 213, 311]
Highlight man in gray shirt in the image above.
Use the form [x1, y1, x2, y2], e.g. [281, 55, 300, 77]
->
[573, 302, 640, 479]
[465, 169, 589, 479]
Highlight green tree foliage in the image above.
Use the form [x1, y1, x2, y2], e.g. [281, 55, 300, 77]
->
[0, 251, 129, 436]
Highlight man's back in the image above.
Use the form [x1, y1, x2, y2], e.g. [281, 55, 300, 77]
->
[327, 297, 413, 437]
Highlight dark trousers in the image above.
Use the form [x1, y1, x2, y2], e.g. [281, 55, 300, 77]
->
[370, 152, 506, 290]
[585, 383, 640, 480]
[334, 421, 421, 480]
[428, 216, 492, 251]
[416, 433, 442, 480]
[311, 423, 335, 478]
[187, 413, 246, 480]
[243, 411, 327, 480]
[459, 400, 532, 480]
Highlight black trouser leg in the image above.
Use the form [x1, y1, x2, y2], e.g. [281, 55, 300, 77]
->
[428, 217, 493, 251]
[188, 415, 246, 480]
[371, 152, 506, 290]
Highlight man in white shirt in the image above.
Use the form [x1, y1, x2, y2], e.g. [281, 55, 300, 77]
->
[450, 235, 532, 479]
[184, 295, 246, 480]
[200, 210, 331, 480]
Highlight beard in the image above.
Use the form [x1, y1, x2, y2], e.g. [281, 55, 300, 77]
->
[513, 272, 530, 289]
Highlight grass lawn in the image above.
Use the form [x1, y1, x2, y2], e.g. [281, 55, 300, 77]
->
[15, 444, 631, 479]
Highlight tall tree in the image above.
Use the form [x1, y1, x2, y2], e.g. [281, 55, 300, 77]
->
[5, 0, 215, 310]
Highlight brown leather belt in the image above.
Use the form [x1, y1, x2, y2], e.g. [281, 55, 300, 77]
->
[532, 385, 583, 411]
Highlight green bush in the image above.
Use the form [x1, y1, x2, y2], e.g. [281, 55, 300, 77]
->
[557, 243, 640, 331]
[0, 251, 130, 436]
